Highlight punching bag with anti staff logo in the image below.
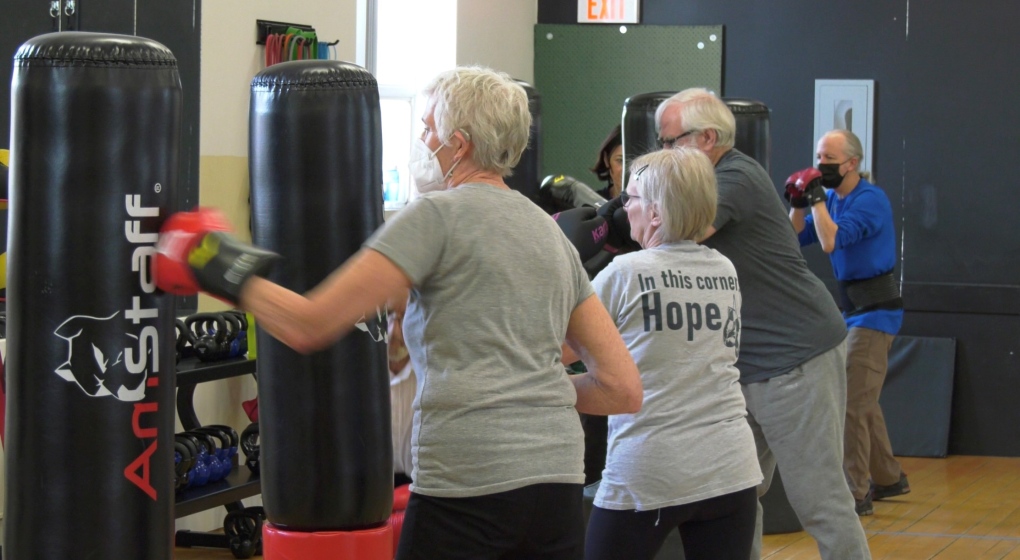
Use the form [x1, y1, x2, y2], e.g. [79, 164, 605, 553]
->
[5, 32, 179, 559]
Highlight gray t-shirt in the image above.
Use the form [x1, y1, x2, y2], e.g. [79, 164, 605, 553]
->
[592, 241, 762, 510]
[706, 149, 846, 383]
[366, 183, 592, 497]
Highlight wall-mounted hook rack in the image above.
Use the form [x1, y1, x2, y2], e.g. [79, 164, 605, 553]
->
[256, 19, 316, 45]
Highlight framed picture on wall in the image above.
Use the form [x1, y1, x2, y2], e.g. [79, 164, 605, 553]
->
[814, 79, 874, 175]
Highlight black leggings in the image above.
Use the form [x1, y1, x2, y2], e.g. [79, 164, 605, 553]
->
[584, 486, 757, 560]
[397, 483, 585, 560]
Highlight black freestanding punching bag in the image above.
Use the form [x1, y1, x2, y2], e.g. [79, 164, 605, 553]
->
[621, 91, 672, 166]
[724, 98, 771, 173]
[249, 61, 392, 539]
[621, 92, 772, 171]
[506, 80, 544, 208]
[5, 32, 179, 559]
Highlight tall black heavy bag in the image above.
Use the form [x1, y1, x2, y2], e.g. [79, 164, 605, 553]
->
[5, 32, 179, 559]
[622, 92, 772, 171]
[506, 80, 546, 210]
[621, 91, 671, 167]
[725, 98, 771, 172]
[249, 60, 392, 530]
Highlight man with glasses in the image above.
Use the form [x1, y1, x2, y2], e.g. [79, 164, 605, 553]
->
[656, 129, 700, 150]
[654, 89, 871, 560]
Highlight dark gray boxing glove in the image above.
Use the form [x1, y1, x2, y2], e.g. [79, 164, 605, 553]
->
[553, 207, 609, 262]
[540, 174, 607, 212]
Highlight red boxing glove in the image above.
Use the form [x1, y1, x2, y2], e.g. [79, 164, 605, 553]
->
[154, 208, 232, 295]
[784, 170, 804, 206]
[784, 168, 825, 208]
[155, 208, 280, 305]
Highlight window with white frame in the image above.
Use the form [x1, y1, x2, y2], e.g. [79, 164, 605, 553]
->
[370, 0, 456, 210]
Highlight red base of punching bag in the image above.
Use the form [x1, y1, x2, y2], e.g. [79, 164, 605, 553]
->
[388, 484, 412, 554]
[263, 484, 411, 559]
[262, 524, 393, 560]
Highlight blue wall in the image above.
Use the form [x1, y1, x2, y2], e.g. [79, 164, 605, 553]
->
[540, 0, 1020, 456]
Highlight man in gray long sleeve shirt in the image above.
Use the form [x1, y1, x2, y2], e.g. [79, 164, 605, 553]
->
[654, 88, 869, 560]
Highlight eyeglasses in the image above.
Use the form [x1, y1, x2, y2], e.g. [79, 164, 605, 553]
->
[621, 191, 641, 207]
[657, 129, 698, 149]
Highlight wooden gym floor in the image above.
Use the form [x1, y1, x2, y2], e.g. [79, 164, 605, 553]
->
[175, 456, 1020, 560]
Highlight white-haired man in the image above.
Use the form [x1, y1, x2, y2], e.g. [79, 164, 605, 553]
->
[655, 88, 870, 560]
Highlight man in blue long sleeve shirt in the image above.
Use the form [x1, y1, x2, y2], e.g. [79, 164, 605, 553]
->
[790, 129, 910, 517]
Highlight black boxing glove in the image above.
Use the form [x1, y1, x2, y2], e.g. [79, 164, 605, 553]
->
[596, 195, 640, 252]
[801, 167, 828, 207]
[540, 174, 607, 212]
[553, 207, 608, 262]
[583, 249, 615, 278]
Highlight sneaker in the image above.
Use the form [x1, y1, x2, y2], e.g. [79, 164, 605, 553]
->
[872, 473, 911, 501]
[855, 492, 874, 516]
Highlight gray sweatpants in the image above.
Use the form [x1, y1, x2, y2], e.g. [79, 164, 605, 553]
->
[742, 342, 872, 560]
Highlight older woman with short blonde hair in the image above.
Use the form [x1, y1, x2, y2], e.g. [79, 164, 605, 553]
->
[164, 66, 644, 560]
[623, 148, 718, 243]
[583, 146, 762, 560]
[260, 66, 643, 560]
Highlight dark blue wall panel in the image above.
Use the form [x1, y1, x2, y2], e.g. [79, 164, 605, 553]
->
[540, 0, 1020, 455]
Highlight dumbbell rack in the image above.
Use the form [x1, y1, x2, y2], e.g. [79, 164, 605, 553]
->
[174, 356, 260, 551]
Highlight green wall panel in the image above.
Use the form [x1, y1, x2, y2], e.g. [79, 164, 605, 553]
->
[534, 24, 723, 190]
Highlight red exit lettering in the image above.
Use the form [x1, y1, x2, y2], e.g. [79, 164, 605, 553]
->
[588, 0, 624, 20]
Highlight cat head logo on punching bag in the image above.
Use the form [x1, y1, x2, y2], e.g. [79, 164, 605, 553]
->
[54, 311, 153, 402]
[354, 307, 389, 343]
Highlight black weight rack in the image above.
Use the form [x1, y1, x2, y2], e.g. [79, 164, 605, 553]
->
[174, 356, 260, 551]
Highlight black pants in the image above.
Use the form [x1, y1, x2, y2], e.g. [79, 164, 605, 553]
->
[395, 472, 413, 487]
[584, 486, 757, 560]
[396, 483, 584, 560]
[579, 413, 608, 486]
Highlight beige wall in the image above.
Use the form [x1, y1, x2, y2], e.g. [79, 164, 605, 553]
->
[457, 0, 536, 84]
[201, 0, 360, 158]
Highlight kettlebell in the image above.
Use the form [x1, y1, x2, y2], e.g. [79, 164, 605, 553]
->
[224, 508, 263, 559]
[194, 426, 233, 480]
[240, 422, 260, 474]
[173, 437, 196, 492]
[187, 312, 230, 362]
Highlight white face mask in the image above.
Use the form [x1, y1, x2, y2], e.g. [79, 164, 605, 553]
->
[409, 138, 458, 194]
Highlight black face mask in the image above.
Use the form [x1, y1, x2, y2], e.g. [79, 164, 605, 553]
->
[818, 163, 845, 188]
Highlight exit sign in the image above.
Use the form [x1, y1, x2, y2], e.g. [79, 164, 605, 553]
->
[578, 0, 640, 24]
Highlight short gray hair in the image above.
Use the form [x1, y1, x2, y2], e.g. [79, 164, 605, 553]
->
[630, 147, 717, 243]
[825, 129, 871, 180]
[423, 66, 531, 177]
[655, 88, 736, 150]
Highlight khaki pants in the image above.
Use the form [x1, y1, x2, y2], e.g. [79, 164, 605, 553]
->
[844, 327, 902, 501]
